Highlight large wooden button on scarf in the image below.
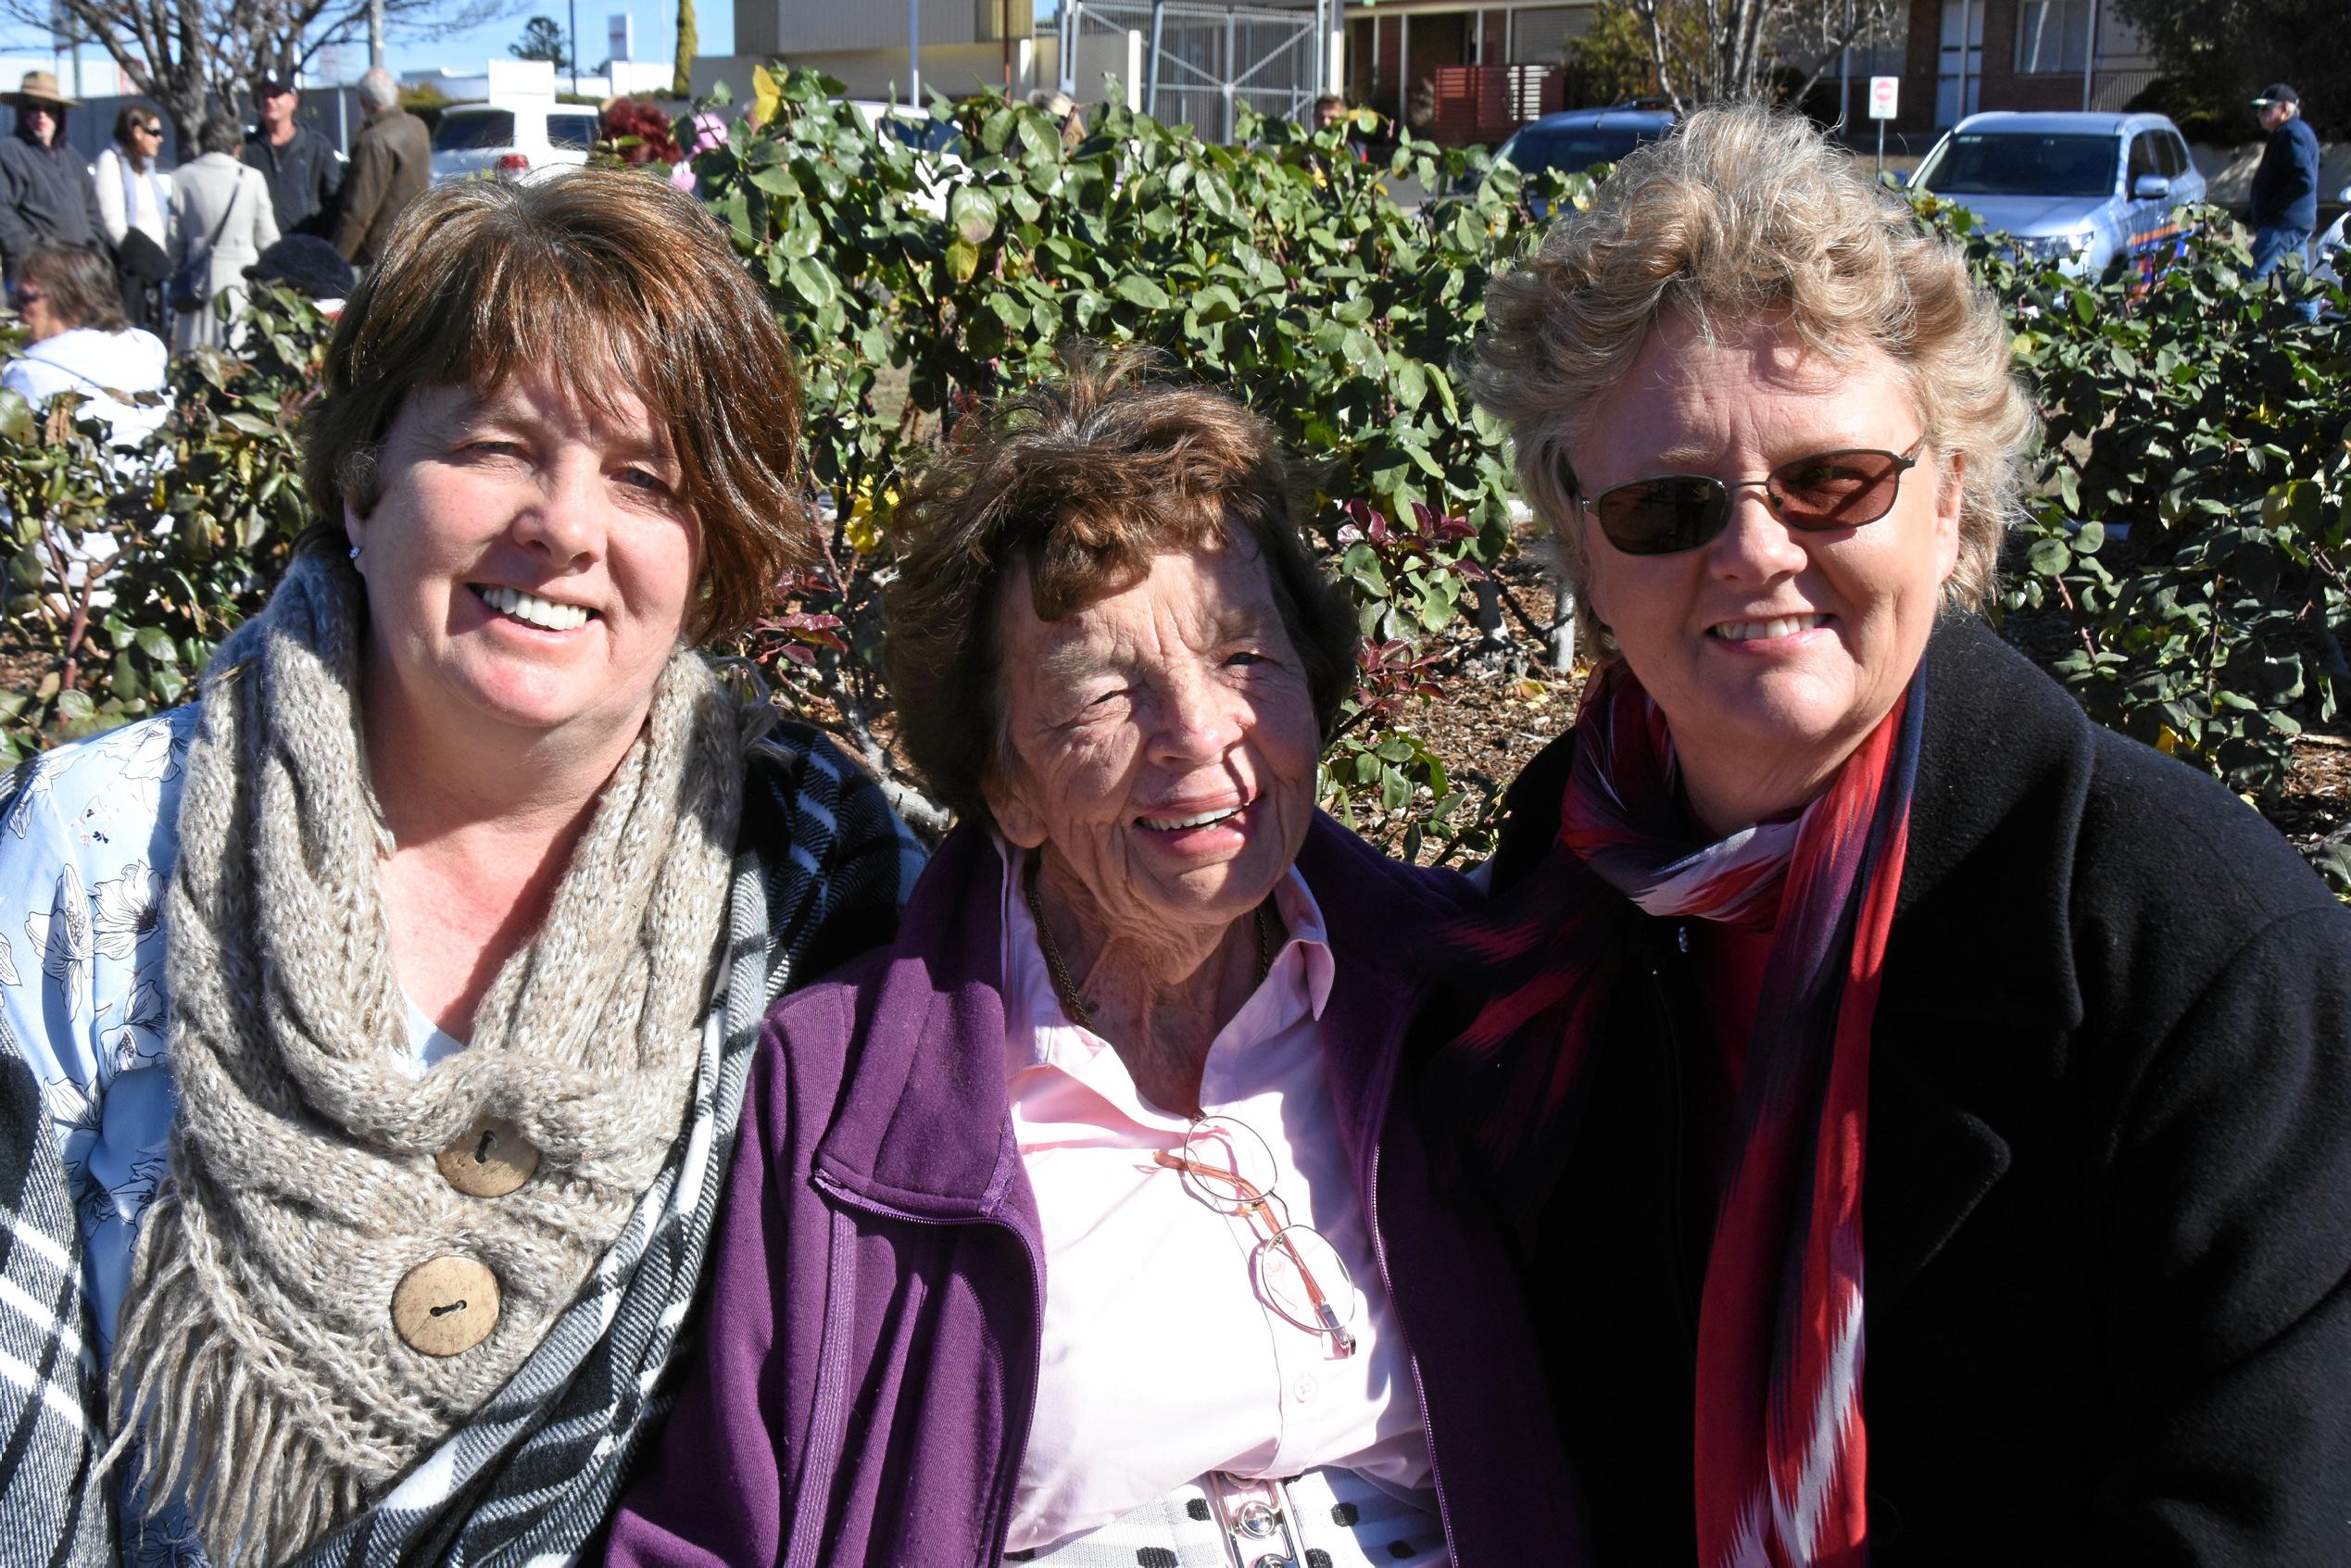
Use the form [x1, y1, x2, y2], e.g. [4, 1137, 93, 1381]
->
[392, 1257, 501, 1356]
[435, 1114, 540, 1198]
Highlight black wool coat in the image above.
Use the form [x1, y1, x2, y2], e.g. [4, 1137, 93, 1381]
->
[1458, 616, 2351, 1566]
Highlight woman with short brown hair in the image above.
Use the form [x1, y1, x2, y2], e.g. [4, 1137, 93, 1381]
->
[0, 168, 917, 1565]
[606, 348, 1582, 1568]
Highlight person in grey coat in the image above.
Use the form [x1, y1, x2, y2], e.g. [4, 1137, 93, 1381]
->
[0, 70, 103, 283]
[170, 114, 281, 354]
[332, 68, 429, 265]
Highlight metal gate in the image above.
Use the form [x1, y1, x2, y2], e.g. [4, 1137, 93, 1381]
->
[1062, 0, 1327, 144]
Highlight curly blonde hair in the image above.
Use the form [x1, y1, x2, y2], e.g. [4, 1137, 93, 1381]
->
[1470, 103, 2038, 654]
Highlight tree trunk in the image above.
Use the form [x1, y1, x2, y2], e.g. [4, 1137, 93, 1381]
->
[673, 0, 698, 98]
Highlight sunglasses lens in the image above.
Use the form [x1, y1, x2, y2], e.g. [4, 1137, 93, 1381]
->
[1595, 476, 1728, 556]
[1771, 451, 1906, 529]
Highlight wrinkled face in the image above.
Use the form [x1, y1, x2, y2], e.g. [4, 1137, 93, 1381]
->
[2258, 101, 2293, 133]
[20, 105, 54, 146]
[1570, 314, 1960, 824]
[347, 374, 699, 750]
[986, 537, 1323, 938]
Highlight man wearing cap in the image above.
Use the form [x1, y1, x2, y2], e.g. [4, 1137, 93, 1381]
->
[243, 76, 343, 239]
[2247, 83, 2321, 291]
[0, 70, 103, 284]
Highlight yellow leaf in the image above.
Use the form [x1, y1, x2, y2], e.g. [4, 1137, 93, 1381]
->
[2156, 724, 2181, 756]
[748, 65, 781, 132]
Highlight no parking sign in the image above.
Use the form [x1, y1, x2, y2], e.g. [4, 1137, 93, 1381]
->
[1868, 76, 1900, 119]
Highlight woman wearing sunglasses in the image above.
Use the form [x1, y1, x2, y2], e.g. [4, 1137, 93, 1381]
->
[1445, 104, 2351, 1564]
[605, 349, 1581, 1568]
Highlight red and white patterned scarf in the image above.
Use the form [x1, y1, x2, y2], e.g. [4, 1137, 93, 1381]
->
[1438, 659, 1925, 1568]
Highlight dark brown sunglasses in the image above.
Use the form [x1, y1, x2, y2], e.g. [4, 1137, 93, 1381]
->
[1569, 437, 1927, 557]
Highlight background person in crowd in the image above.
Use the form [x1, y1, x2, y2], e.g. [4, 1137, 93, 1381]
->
[333, 67, 430, 267]
[169, 114, 279, 354]
[2248, 82, 2322, 321]
[0, 169, 917, 1566]
[94, 105, 173, 332]
[243, 73, 343, 238]
[1445, 102, 2351, 1566]
[0, 70, 102, 283]
[2, 243, 168, 449]
[605, 350, 1582, 1568]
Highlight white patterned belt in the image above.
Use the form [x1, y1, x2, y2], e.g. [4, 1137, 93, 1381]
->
[1006, 1465, 1446, 1568]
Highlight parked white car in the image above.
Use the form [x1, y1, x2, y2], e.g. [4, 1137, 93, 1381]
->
[429, 101, 603, 184]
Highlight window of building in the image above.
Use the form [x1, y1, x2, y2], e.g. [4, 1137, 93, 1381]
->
[1509, 6, 1580, 67]
[2013, 0, 2093, 74]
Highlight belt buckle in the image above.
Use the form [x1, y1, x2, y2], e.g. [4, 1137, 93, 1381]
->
[1206, 1472, 1302, 1568]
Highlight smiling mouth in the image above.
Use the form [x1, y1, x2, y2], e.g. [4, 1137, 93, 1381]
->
[1709, 613, 1829, 642]
[1137, 803, 1245, 833]
[472, 584, 596, 633]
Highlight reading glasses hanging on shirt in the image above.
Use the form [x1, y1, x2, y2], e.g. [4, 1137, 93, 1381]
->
[1155, 1115, 1360, 1360]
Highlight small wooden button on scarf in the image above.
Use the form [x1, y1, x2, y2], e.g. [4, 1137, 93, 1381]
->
[435, 1114, 539, 1198]
[392, 1257, 500, 1356]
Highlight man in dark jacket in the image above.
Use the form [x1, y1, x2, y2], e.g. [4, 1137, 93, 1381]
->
[331, 68, 429, 266]
[243, 75, 343, 239]
[2247, 82, 2322, 302]
[0, 71, 103, 284]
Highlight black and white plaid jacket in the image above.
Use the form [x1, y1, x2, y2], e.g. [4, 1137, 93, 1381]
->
[0, 724, 922, 1568]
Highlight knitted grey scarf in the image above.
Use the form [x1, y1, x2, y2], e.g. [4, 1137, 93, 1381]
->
[108, 549, 743, 1564]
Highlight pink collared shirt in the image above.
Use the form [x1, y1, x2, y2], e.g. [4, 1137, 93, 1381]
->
[997, 842, 1436, 1554]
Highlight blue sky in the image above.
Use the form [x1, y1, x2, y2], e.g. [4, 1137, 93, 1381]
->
[380, 1, 734, 79]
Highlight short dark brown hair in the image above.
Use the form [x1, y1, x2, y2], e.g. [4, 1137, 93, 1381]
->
[884, 346, 1358, 826]
[20, 245, 125, 333]
[300, 168, 813, 642]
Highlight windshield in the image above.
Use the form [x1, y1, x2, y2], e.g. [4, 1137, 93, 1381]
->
[1502, 123, 1653, 176]
[1917, 132, 2119, 199]
[434, 111, 516, 152]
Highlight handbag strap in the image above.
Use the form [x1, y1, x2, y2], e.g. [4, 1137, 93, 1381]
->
[195, 168, 243, 258]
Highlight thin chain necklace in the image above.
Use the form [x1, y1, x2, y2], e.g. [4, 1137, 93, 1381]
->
[1023, 852, 1276, 1026]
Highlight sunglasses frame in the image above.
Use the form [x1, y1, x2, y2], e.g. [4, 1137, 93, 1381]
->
[1569, 436, 1929, 558]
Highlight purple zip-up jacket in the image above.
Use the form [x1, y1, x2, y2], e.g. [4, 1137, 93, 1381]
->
[602, 815, 1589, 1568]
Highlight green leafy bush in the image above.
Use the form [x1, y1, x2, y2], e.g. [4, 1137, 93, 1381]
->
[0, 284, 330, 769]
[3, 87, 2343, 898]
[1932, 197, 2351, 800]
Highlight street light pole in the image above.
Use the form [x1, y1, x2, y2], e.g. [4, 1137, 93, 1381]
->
[910, 0, 923, 102]
[369, 0, 385, 68]
[569, 0, 581, 93]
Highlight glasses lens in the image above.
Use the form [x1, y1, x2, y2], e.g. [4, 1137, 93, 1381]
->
[1594, 476, 1729, 556]
[1769, 449, 1907, 530]
[1178, 1117, 1281, 1216]
[1252, 1223, 1358, 1338]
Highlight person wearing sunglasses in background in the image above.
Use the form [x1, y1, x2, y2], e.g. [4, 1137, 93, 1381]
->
[94, 106, 174, 334]
[604, 348, 1583, 1568]
[1437, 103, 2351, 1566]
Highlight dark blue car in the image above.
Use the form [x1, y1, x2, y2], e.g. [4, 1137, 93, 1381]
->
[1496, 104, 1676, 210]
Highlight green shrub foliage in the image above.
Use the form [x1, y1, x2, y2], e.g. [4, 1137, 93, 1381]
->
[2, 81, 2344, 888]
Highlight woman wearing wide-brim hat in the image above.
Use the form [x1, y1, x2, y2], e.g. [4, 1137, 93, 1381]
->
[0, 69, 103, 282]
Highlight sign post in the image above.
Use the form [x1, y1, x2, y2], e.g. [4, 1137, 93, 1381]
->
[1868, 75, 1899, 178]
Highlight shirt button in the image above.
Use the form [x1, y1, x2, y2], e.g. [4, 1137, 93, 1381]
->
[434, 1114, 539, 1198]
[1293, 1374, 1317, 1402]
[392, 1256, 500, 1356]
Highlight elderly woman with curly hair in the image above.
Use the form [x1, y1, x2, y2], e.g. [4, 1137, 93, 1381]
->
[606, 350, 1583, 1568]
[1436, 104, 2351, 1566]
[0, 169, 916, 1565]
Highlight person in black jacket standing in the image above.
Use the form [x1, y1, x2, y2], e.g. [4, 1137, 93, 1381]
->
[2247, 82, 2323, 321]
[242, 74, 343, 239]
[1440, 102, 2351, 1567]
[0, 70, 102, 286]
